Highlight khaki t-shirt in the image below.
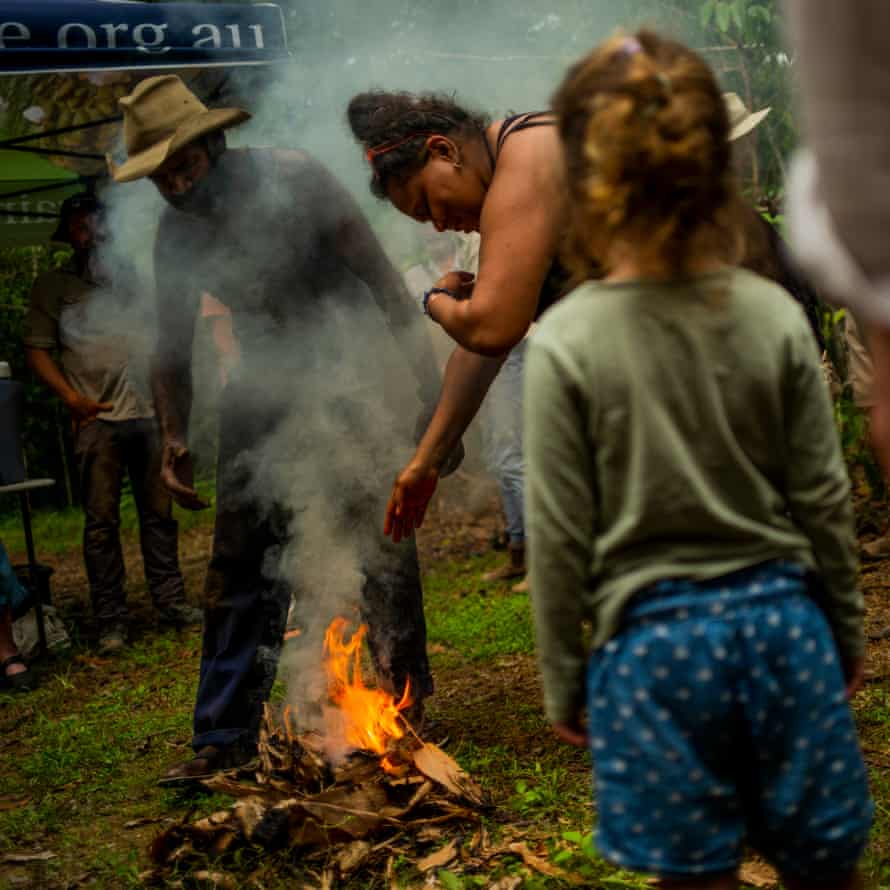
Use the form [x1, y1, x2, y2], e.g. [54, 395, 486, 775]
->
[23, 260, 154, 423]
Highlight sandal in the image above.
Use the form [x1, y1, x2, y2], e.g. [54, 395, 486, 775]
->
[0, 655, 36, 693]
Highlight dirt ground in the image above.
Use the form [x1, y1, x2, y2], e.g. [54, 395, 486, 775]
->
[3, 473, 890, 888]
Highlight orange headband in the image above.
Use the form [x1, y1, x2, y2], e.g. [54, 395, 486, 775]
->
[366, 132, 434, 171]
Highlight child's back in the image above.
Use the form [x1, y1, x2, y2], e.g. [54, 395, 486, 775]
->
[531, 28, 872, 890]
[528, 266, 859, 657]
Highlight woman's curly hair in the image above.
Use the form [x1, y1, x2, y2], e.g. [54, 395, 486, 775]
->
[553, 30, 740, 279]
[347, 90, 489, 199]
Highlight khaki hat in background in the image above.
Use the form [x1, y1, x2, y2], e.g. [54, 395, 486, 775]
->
[723, 91, 771, 142]
[111, 75, 250, 183]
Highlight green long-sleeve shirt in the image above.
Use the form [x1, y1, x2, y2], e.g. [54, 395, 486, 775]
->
[524, 268, 862, 725]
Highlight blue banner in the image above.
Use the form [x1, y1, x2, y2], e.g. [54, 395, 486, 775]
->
[0, 1, 289, 73]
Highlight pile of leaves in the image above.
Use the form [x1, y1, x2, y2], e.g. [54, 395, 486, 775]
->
[146, 706, 490, 885]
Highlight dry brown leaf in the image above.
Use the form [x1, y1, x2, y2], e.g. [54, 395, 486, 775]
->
[337, 840, 372, 875]
[507, 842, 584, 885]
[412, 743, 485, 806]
[192, 871, 237, 889]
[386, 854, 399, 890]
[382, 780, 434, 819]
[124, 816, 168, 829]
[739, 860, 778, 888]
[486, 878, 522, 890]
[0, 796, 31, 812]
[3, 851, 57, 863]
[416, 825, 445, 843]
[234, 797, 269, 840]
[416, 839, 459, 872]
[201, 776, 278, 800]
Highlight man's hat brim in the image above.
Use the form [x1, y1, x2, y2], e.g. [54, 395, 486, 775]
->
[730, 107, 771, 142]
[111, 106, 250, 183]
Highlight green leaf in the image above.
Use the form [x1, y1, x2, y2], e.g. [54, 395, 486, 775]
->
[748, 5, 773, 24]
[716, 1, 731, 33]
[438, 870, 464, 890]
[699, 0, 717, 28]
[553, 849, 574, 864]
[561, 830, 584, 844]
[730, 0, 746, 32]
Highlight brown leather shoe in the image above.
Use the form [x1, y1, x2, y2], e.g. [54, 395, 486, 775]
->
[158, 745, 252, 787]
[482, 544, 525, 583]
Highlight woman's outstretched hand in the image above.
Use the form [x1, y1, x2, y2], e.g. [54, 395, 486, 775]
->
[384, 462, 439, 543]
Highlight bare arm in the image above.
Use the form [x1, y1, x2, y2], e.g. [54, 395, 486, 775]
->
[413, 345, 504, 469]
[25, 347, 113, 427]
[384, 344, 505, 542]
[151, 220, 204, 509]
[428, 127, 565, 355]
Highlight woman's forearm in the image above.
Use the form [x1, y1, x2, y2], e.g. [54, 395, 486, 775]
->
[430, 294, 529, 356]
[411, 344, 506, 470]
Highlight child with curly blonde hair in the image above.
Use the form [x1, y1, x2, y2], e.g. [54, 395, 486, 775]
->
[526, 31, 872, 890]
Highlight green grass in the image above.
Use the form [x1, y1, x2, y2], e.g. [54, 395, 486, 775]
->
[1, 548, 890, 888]
[0, 478, 217, 555]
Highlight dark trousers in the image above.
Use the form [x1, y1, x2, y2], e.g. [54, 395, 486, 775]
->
[192, 391, 432, 753]
[75, 418, 186, 623]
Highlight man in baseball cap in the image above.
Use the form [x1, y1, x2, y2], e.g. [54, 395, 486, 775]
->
[25, 187, 200, 653]
[113, 75, 448, 783]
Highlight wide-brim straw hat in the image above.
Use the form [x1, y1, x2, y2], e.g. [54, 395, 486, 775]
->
[112, 75, 250, 183]
[723, 91, 771, 142]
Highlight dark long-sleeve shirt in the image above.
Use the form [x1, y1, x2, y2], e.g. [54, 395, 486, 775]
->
[153, 147, 441, 413]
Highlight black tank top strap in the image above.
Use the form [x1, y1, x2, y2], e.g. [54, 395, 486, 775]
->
[495, 111, 556, 158]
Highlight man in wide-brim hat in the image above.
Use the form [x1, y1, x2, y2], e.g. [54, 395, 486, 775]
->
[111, 74, 250, 184]
[723, 91, 771, 143]
[112, 75, 448, 783]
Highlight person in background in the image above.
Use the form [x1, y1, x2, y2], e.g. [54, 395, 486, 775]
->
[725, 92, 827, 351]
[832, 313, 890, 565]
[112, 76, 445, 782]
[0, 540, 34, 692]
[785, 1, 890, 477]
[458, 233, 528, 590]
[23, 194, 200, 654]
[527, 30, 871, 889]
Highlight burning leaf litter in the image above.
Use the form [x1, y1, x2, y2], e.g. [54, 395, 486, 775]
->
[147, 618, 490, 885]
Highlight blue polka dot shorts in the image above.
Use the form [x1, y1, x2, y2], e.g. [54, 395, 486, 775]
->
[587, 561, 873, 880]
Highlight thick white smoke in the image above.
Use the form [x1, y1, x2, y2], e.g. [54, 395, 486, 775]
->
[91, 0, 701, 742]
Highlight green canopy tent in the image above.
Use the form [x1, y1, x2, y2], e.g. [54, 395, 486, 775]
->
[0, 151, 83, 246]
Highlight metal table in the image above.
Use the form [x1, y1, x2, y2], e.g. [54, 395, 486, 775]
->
[0, 478, 55, 656]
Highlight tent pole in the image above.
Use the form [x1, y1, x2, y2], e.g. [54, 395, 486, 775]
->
[0, 116, 121, 149]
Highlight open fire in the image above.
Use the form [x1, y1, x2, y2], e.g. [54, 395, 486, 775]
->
[323, 616, 412, 756]
[149, 615, 486, 882]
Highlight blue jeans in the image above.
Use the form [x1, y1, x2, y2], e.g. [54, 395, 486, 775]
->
[192, 386, 432, 753]
[482, 340, 526, 546]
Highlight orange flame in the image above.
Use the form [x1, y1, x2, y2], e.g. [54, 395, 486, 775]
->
[324, 616, 411, 754]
